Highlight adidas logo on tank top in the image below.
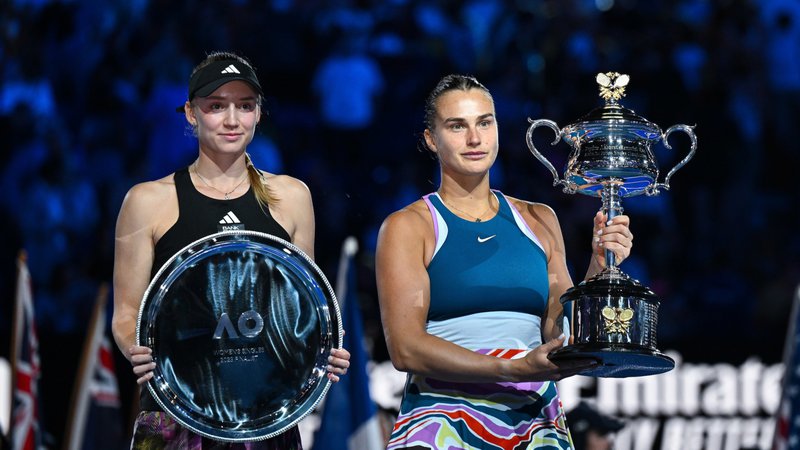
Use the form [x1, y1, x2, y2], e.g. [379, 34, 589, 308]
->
[218, 211, 245, 231]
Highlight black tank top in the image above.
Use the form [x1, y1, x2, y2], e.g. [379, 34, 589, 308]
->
[140, 167, 291, 411]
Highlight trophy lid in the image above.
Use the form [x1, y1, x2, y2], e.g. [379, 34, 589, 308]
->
[565, 72, 662, 140]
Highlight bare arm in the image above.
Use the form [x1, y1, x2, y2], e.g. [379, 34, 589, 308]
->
[517, 202, 634, 342]
[520, 203, 574, 343]
[112, 184, 156, 359]
[112, 180, 178, 384]
[376, 206, 591, 383]
[268, 175, 315, 258]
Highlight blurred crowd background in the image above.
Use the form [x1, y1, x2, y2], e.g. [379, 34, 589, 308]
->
[2, 0, 799, 447]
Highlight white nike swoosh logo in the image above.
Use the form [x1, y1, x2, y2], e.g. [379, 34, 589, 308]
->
[477, 235, 496, 243]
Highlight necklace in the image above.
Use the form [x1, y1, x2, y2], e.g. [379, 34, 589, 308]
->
[439, 192, 495, 222]
[192, 164, 249, 200]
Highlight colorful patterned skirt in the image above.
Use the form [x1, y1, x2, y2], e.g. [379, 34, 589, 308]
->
[130, 411, 303, 450]
[387, 349, 572, 450]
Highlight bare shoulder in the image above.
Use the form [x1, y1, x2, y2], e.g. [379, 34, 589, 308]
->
[120, 175, 175, 215]
[117, 175, 177, 235]
[502, 194, 564, 257]
[376, 199, 435, 269]
[380, 199, 431, 236]
[264, 173, 311, 201]
[503, 194, 559, 226]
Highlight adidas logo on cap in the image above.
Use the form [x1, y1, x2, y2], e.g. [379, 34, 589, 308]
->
[221, 64, 241, 74]
[218, 211, 245, 231]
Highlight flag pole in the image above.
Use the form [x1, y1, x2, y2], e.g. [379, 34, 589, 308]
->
[6, 251, 27, 443]
[311, 236, 384, 450]
[62, 283, 110, 450]
[334, 236, 358, 311]
[10, 248, 39, 450]
[299, 237, 360, 447]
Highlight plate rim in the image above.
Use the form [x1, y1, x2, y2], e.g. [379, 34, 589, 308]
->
[135, 230, 343, 442]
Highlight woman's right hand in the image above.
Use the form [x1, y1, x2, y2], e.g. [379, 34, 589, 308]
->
[130, 345, 156, 385]
[521, 335, 597, 381]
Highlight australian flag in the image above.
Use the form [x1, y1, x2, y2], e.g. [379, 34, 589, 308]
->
[10, 252, 41, 450]
[63, 284, 126, 450]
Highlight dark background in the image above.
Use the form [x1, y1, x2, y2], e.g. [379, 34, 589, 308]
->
[2, 0, 799, 447]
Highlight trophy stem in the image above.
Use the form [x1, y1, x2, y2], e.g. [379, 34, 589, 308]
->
[600, 181, 623, 271]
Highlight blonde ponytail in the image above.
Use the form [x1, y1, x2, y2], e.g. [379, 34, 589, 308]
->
[245, 153, 277, 208]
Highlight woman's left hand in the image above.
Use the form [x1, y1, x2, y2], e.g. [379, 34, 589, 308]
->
[327, 347, 351, 383]
[592, 211, 633, 267]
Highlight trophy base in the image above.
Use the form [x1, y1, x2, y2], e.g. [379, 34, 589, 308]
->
[549, 343, 674, 378]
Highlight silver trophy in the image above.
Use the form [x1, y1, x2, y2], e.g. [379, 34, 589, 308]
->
[526, 72, 696, 377]
[137, 231, 342, 441]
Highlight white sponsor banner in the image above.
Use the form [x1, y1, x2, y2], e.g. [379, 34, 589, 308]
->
[369, 351, 782, 449]
[558, 351, 783, 450]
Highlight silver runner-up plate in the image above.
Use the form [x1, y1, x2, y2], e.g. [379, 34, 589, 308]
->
[136, 231, 342, 442]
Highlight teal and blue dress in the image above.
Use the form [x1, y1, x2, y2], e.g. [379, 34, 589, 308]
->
[387, 191, 572, 450]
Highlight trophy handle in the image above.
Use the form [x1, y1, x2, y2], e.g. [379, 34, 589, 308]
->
[526, 118, 568, 190]
[648, 124, 697, 195]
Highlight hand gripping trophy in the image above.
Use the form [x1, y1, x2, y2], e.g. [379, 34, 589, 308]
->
[526, 72, 697, 377]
